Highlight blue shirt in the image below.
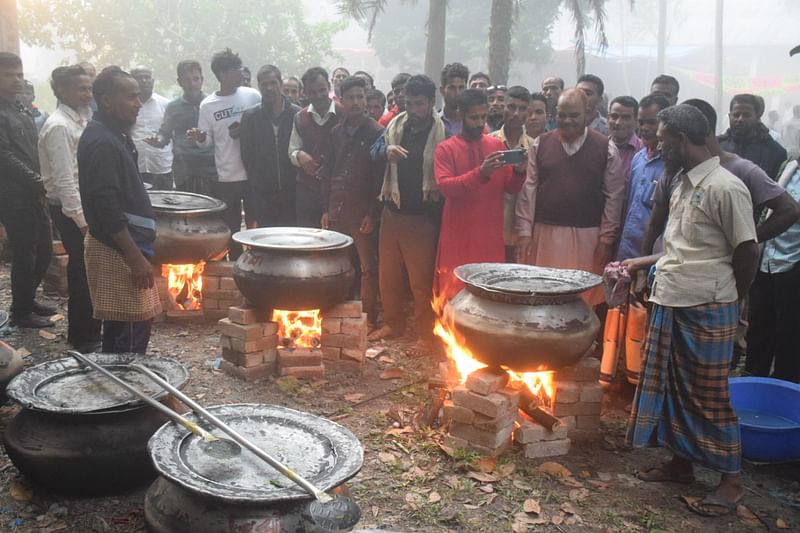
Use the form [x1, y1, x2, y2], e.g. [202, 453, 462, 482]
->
[615, 147, 665, 261]
[760, 167, 800, 273]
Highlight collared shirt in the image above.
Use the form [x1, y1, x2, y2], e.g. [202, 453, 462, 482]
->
[439, 109, 462, 138]
[490, 126, 533, 245]
[613, 132, 643, 181]
[761, 167, 800, 273]
[38, 103, 91, 227]
[514, 128, 625, 243]
[131, 93, 173, 174]
[651, 156, 757, 307]
[158, 92, 217, 178]
[588, 112, 609, 136]
[615, 147, 664, 261]
[288, 99, 338, 166]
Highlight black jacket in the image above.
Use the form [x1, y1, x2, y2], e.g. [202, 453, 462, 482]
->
[718, 125, 788, 180]
[240, 96, 300, 194]
[0, 98, 43, 208]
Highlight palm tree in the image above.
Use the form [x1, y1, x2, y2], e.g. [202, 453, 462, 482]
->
[488, 0, 515, 85]
[562, 0, 610, 78]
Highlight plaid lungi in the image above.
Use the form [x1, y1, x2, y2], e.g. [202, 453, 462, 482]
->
[625, 302, 741, 474]
[84, 235, 161, 322]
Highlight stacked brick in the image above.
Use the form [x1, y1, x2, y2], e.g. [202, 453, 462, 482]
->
[202, 261, 243, 321]
[218, 305, 278, 381]
[443, 367, 520, 457]
[277, 348, 324, 379]
[515, 414, 571, 458]
[551, 358, 603, 433]
[42, 240, 69, 297]
[320, 301, 368, 370]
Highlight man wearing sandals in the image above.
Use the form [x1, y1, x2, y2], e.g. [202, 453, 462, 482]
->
[626, 105, 759, 517]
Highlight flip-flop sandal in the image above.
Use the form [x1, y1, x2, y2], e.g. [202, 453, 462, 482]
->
[686, 493, 742, 517]
[637, 465, 695, 484]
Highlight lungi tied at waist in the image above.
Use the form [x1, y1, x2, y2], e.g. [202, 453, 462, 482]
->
[84, 234, 161, 322]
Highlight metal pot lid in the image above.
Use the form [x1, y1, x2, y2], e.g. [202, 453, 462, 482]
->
[148, 404, 364, 504]
[148, 191, 227, 214]
[455, 263, 602, 296]
[6, 353, 189, 414]
[233, 227, 354, 251]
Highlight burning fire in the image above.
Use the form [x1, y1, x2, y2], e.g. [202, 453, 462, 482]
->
[272, 309, 322, 349]
[432, 290, 554, 406]
[162, 262, 204, 310]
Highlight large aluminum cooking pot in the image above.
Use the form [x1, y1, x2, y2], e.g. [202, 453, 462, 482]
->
[444, 263, 602, 372]
[232, 227, 355, 311]
[148, 191, 231, 265]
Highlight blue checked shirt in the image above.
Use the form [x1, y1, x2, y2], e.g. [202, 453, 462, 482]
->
[760, 167, 800, 273]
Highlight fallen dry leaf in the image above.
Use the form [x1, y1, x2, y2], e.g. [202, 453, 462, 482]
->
[463, 503, 480, 510]
[380, 367, 405, 380]
[371, 505, 379, 517]
[478, 484, 494, 494]
[384, 426, 413, 436]
[365, 346, 384, 359]
[586, 480, 610, 490]
[551, 511, 565, 525]
[476, 456, 497, 473]
[565, 515, 581, 526]
[511, 520, 526, 533]
[438, 443, 456, 458]
[10, 479, 33, 501]
[512, 479, 533, 491]
[736, 504, 760, 526]
[49, 313, 65, 322]
[467, 471, 500, 483]
[428, 491, 442, 503]
[378, 452, 397, 464]
[496, 462, 516, 478]
[569, 488, 590, 502]
[579, 470, 592, 479]
[560, 476, 585, 488]
[195, 393, 205, 400]
[680, 495, 702, 508]
[16, 347, 31, 358]
[445, 475, 460, 490]
[39, 330, 57, 340]
[776, 518, 790, 529]
[402, 466, 427, 480]
[344, 393, 365, 403]
[561, 502, 578, 515]
[177, 330, 189, 337]
[377, 355, 396, 365]
[483, 493, 498, 506]
[523, 499, 541, 515]
[539, 461, 573, 478]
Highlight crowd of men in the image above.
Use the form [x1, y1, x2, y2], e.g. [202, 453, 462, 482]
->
[2, 47, 800, 518]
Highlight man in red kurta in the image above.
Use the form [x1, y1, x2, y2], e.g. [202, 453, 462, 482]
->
[434, 89, 527, 299]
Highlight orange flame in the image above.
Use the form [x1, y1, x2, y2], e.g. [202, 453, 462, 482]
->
[272, 309, 322, 349]
[162, 262, 204, 310]
[432, 287, 555, 406]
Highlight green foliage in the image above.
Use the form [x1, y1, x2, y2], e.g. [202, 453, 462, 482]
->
[365, 0, 562, 83]
[18, 0, 343, 95]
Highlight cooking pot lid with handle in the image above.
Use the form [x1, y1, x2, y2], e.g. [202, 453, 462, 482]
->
[6, 353, 189, 414]
[148, 403, 364, 503]
[455, 263, 602, 296]
[148, 191, 227, 214]
[233, 227, 354, 251]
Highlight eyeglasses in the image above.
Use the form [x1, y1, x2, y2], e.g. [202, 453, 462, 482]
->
[487, 85, 507, 93]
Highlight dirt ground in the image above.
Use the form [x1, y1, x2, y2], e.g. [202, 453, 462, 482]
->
[0, 263, 798, 533]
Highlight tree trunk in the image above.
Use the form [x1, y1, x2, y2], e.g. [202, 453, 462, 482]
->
[0, 0, 20, 55]
[713, 0, 724, 134]
[424, 0, 447, 87]
[488, 0, 514, 85]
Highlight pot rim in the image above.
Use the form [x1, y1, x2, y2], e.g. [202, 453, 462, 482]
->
[232, 227, 354, 251]
[148, 191, 228, 215]
[455, 263, 602, 298]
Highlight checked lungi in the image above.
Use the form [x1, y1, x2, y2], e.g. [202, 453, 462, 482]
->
[625, 301, 742, 474]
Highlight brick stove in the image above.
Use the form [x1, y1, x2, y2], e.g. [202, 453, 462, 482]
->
[438, 357, 602, 459]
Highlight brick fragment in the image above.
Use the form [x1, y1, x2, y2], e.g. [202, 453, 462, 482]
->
[553, 382, 580, 404]
[340, 347, 365, 362]
[220, 334, 278, 353]
[220, 360, 273, 382]
[321, 333, 366, 351]
[515, 418, 569, 444]
[217, 318, 266, 341]
[322, 317, 342, 335]
[449, 422, 514, 449]
[465, 367, 509, 396]
[472, 411, 517, 433]
[322, 346, 341, 361]
[442, 400, 475, 425]
[451, 385, 512, 418]
[204, 261, 235, 276]
[523, 438, 571, 458]
[340, 314, 368, 337]
[552, 401, 602, 417]
[280, 365, 325, 379]
[443, 434, 510, 457]
[228, 305, 269, 325]
[579, 382, 604, 403]
[322, 300, 362, 318]
[221, 348, 265, 367]
[278, 348, 323, 368]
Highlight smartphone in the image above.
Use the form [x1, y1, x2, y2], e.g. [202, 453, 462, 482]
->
[500, 149, 526, 165]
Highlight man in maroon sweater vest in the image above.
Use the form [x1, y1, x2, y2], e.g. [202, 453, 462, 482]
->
[288, 67, 343, 227]
[515, 88, 625, 305]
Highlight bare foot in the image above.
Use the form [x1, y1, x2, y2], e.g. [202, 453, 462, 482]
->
[368, 325, 401, 341]
[408, 338, 442, 358]
[638, 456, 694, 483]
[687, 475, 743, 517]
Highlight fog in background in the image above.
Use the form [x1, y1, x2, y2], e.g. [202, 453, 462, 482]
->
[20, 0, 800, 133]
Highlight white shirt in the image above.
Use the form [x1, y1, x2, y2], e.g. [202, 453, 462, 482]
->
[38, 103, 91, 228]
[131, 93, 173, 174]
[196, 87, 261, 182]
[288, 100, 338, 167]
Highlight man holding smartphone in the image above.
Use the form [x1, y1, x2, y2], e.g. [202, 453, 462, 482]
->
[187, 49, 260, 259]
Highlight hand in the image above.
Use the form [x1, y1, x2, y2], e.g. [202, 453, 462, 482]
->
[593, 242, 614, 273]
[386, 145, 409, 163]
[359, 215, 374, 234]
[227, 122, 241, 140]
[186, 128, 206, 143]
[622, 254, 661, 273]
[516, 236, 533, 263]
[128, 253, 154, 290]
[298, 151, 321, 176]
[143, 135, 162, 147]
[480, 152, 505, 178]
[512, 154, 527, 175]
[320, 212, 329, 229]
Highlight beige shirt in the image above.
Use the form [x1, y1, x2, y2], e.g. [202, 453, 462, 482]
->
[38, 103, 91, 228]
[490, 126, 533, 246]
[651, 156, 757, 307]
[514, 128, 625, 244]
